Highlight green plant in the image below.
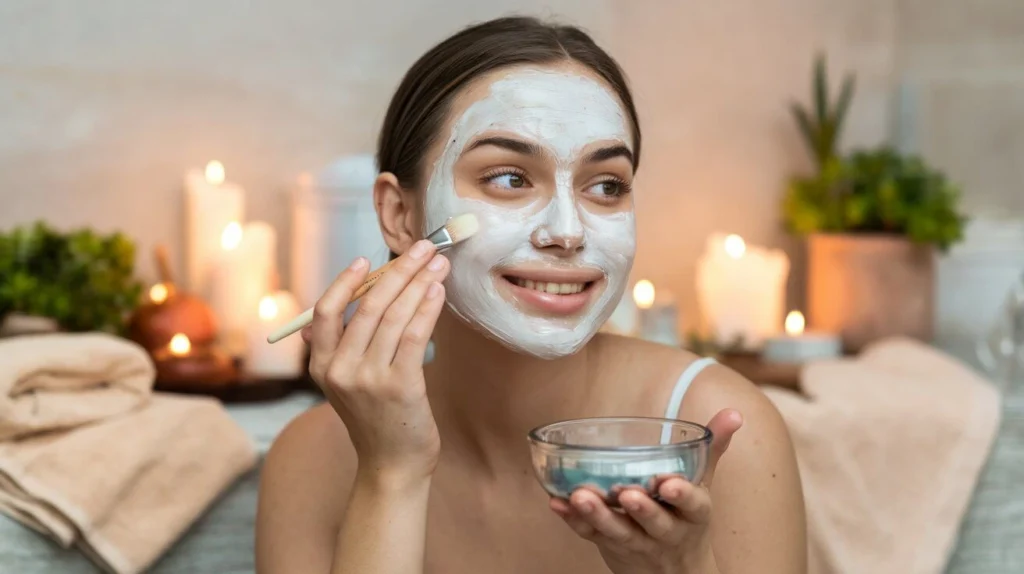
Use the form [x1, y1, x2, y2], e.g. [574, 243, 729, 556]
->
[0, 221, 143, 334]
[782, 54, 967, 252]
[790, 53, 855, 171]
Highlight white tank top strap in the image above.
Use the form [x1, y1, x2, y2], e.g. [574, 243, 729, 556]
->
[662, 357, 717, 421]
[660, 357, 717, 444]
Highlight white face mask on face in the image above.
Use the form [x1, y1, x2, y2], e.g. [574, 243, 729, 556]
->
[423, 68, 636, 359]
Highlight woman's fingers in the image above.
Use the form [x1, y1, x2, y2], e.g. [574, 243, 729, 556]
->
[309, 257, 369, 370]
[392, 282, 446, 373]
[568, 489, 650, 550]
[658, 478, 711, 524]
[365, 254, 449, 365]
[337, 240, 436, 358]
[703, 408, 743, 486]
[619, 489, 677, 541]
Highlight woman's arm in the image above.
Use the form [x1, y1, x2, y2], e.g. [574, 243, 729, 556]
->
[688, 367, 807, 573]
[256, 406, 433, 574]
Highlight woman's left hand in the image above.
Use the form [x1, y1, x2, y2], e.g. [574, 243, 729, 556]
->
[549, 409, 743, 574]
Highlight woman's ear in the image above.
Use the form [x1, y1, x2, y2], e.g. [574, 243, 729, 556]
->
[374, 172, 420, 255]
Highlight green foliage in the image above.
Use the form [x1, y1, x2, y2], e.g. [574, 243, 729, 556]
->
[0, 221, 143, 334]
[783, 148, 967, 251]
[790, 53, 855, 170]
[782, 53, 967, 252]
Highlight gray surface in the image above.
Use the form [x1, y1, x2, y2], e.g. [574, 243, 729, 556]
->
[0, 392, 320, 574]
[945, 391, 1024, 574]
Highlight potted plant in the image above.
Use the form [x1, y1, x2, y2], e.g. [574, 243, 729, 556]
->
[782, 55, 968, 351]
[0, 221, 144, 337]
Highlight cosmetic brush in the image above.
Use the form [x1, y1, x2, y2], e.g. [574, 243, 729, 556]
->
[266, 213, 479, 344]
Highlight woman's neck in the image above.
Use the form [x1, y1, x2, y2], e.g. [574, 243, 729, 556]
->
[424, 311, 603, 476]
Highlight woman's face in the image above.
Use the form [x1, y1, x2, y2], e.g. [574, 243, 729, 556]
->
[421, 64, 636, 359]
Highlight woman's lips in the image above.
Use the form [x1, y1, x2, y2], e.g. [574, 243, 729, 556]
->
[498, 267, 605, 316]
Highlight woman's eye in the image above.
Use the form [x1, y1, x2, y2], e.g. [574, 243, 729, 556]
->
[586, 180, 625, 198]
[488, 173, 528, 189]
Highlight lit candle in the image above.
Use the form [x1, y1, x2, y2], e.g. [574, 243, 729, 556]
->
[634, 279, 681, 347]
[208, 221, 276, 357]
[153, 332, 236, 388]
[245, 290, 304, 378]
[184, 160, 245, 297]
[695, 233, 789, 349]
[762, 310, 842, 364]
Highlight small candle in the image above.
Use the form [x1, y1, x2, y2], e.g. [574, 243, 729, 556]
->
[762, 311, 841, 364]
[153, 333, 236, 387]
[184, 160, 245, 297]
[634, 280, 681, 347]
[695, 233, 789, 349]
[245, 290, 304, 378]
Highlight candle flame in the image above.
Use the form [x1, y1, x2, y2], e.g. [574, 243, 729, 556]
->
[149, 283, 169, 304]
[785, 310, 805, 336]
[258, 295, 279, 321]
[205, 161, 225, 185]
[221, 221, 243, 250]
[169, 333, 191, 356]
[724, 234, 746, 259]
[632, 279, 656, 310]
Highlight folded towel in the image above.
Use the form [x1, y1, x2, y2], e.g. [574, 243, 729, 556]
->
[0, 333, 155, 441]
[763, 338, 1002, 574]
[0, 393, 257, 574]
[0, 333, 257, 573]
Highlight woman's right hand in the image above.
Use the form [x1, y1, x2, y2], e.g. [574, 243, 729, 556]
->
[304, 239, 450, 488]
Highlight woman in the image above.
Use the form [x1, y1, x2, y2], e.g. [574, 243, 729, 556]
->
[257, 16, 806, 574]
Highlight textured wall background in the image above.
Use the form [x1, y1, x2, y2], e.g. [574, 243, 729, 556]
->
[0, 0, 1019, 334]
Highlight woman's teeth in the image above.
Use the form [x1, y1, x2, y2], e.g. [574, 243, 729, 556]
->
[509, 277, 586, 295]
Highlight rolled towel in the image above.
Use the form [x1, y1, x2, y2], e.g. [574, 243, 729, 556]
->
[0, 333, 154, 441]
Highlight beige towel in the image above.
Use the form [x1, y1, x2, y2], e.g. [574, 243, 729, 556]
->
[0, 332, 155, 440]
[0, 333, 258, 574]
[763, 337, 1002, 574]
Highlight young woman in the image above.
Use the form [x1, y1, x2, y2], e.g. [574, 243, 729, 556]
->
[256, 16, 806, 574]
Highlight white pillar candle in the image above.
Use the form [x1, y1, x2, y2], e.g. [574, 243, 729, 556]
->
[634, 280, 681, 347]
[245, 290, 304, 378]
[185, 161, 245, 297]
[208, 221, 276, 357]
[763, 310, 842, 363]
[695, 233, 789, 349]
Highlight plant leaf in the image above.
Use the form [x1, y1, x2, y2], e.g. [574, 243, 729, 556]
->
[831, 74, 856, 147]
[790, 103, 819, 164]
[814, 53, 829, 126]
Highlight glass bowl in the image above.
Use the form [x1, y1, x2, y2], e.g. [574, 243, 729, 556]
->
[527, 417, 712, 507]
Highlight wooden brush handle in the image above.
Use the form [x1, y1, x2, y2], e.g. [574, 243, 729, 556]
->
[266, 258, 399, 344]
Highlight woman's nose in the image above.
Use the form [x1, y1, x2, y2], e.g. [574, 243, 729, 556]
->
[531, 192, 585, 253]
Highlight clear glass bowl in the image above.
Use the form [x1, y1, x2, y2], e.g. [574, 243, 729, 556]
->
[527, 417, 712, 507]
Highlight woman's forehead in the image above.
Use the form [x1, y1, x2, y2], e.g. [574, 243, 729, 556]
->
[444, 65, 632, 155]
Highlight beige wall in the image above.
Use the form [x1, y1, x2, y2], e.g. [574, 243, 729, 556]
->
[0, 0, 1019, 335]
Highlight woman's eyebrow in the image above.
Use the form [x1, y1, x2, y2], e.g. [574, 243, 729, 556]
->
[582, 144, 633, 165]
[463, 136, 544, 158]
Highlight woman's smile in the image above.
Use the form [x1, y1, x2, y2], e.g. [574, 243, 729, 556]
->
[497, 265, 605, 316]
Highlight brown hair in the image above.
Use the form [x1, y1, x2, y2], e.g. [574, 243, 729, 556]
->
[376, 16, 642, 190]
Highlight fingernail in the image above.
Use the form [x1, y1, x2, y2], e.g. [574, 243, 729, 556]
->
[578, 501, 593, 514]
[428, 254, 446, 271]
[666, 487, 681, 499]
[426, 282, 443, 299]
[348, 257, 367, 271]
[625, 502, 640, 513]
[410, 240, 432, 259]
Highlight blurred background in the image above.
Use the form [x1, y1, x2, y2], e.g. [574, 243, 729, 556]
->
[1, 1, 1023, 573]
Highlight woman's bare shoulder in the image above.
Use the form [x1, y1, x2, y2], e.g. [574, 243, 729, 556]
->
[256, 402, 357, 569]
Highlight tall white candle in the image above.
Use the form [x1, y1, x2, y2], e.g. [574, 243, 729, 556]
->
[185, 161, 245, 297]
[208, 221, 276, 357]
[695, 233, 789, 349]
[245, 290, 304, 378]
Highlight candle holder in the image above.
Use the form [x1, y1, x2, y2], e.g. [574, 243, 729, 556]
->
[153, 334, 237, 389]
[128, 245, 218, 351]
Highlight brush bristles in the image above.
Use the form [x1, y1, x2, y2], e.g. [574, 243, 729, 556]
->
[444, 213, 480, 243]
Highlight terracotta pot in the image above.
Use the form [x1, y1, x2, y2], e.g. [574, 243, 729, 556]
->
[807, 233, 935, 352]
